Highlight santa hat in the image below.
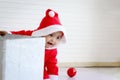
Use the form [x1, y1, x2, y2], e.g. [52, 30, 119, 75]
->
[32, 9, 66, 44]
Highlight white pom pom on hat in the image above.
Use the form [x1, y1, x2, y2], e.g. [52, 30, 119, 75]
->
[49, 11, 55, 17]
[32, 9, 67, 44]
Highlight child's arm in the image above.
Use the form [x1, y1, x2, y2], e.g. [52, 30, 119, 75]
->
[11, 30, 33, 36]
[0, 30, 33, 36]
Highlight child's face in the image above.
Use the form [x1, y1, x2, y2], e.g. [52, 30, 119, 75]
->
[44, 31, 63, 48]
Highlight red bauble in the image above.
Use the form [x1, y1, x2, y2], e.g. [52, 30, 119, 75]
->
[67, 67, 77, 77]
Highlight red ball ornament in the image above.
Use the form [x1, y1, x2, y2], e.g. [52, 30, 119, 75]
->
[67, 67, 77, 77]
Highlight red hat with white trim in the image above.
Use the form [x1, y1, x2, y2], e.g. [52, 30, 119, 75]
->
[32, 9, 66, 44]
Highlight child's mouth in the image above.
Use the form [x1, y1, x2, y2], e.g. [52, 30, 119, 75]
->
[47, 42, 53, 45]
[45, 42, 54, 48]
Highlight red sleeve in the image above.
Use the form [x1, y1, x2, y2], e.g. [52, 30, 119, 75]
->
[11, 30, 33, 36]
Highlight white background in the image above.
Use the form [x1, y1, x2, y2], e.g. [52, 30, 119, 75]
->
[0, 0, 120, 63]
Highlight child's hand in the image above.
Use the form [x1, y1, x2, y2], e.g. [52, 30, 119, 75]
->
[0, 31, 8, 37]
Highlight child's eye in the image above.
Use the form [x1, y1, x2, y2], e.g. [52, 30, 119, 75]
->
[49, 34, 53, 37]
[57, 36, 61, 39]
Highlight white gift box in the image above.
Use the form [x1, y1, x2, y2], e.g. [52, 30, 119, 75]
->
[0, 34, 45, 80]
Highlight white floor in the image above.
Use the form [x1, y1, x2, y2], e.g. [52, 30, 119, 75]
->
[59, 68, 120, 80]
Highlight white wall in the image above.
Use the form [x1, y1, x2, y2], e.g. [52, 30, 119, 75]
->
[0, 0, 120, 63]
[58, 0, 120, 62]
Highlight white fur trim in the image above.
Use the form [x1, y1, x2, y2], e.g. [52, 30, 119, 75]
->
[44, 79, 50, 80]
[7, 31, 12, 34]
[49, 75, 58, 80]
[32, 25, 67, 44]
[32, 25, 63, 36]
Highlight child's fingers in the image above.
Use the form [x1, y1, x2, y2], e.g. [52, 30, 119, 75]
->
[0, 31, 7, 36]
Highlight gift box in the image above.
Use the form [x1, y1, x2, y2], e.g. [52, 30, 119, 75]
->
[0, 34, 45, 80]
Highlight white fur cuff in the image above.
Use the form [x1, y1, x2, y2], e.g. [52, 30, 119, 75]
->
[44, 79, 50, 80]
[49, 75, 58, 80]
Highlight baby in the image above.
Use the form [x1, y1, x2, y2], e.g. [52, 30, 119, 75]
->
[0, 9, 66, 80]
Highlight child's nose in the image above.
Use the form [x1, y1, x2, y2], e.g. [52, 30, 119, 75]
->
[51, 38, 56, 42]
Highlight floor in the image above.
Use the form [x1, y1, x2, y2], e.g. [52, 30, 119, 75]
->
[59, 67, 120, 80]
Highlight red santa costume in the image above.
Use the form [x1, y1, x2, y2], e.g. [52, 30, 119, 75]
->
[10, 9, 67, 80]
